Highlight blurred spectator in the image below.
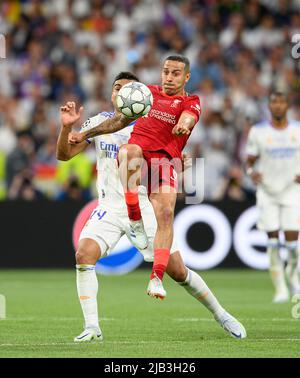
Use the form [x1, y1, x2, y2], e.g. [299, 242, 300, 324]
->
[5, 130, 35, 190]
[56, 176, 91, 201]
[218, 165, 255, 201]
[187, 43, 225, 93]
[8, 168, 45, 200]
[1, 0, 300, 201]
[56, 153, 93, 201]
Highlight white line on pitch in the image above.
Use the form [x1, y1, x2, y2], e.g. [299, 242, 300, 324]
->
[2, 317, 115, 322]
[1, 339, 300, 348]
[0, 341, 175, 347]
[174, 318, 299, 322]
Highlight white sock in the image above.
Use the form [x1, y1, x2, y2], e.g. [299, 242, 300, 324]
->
[285, 241, 300, 290]
[76, 264, 99, 330]
[267, 238, 288, 293]
[179, 269, 225, 319]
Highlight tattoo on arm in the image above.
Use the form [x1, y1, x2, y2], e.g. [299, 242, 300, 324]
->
[83, 114, 132, 138]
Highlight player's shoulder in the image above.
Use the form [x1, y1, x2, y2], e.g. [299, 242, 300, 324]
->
[81, 111, 115, 131]
[185, 91, 199, 100]
[147, 85, 160, 94]
[252, 121, 269, 128]
[94, 111, 115, 122]
[183, 93, 200, 107]
[251, 121, 270, 130]
[289, 119, 300, 128]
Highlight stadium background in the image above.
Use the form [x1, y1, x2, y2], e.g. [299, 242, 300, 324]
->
[1, 0, 300, 271]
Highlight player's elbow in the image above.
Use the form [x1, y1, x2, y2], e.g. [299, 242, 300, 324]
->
[56, 149, 71, 161]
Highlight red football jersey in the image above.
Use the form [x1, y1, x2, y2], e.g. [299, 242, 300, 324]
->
[128, 85, 201, 159]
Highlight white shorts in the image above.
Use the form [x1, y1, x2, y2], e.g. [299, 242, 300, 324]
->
[79, 203, 178, 262]
[257, 189, 300, 231]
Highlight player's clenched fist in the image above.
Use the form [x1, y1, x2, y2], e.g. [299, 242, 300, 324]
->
[172, 123, 190, 136]
[68, 131, 85, 144]
[250, 171, 262, 185]
[60, 101, 83, 128]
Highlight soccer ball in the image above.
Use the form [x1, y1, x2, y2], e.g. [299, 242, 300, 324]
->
[116, 82, 153, 118]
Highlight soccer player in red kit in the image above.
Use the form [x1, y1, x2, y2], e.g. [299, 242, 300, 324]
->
[119, 56, 200, 299]
[70, 56, 201, 299]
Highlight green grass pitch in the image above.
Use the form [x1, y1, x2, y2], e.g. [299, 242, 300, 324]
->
[0, 269, 299, 358]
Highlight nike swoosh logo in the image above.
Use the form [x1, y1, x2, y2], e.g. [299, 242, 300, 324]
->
[231, 332, 242, 338]
[76, 333, 89, 340]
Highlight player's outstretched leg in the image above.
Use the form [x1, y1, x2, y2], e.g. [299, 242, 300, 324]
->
[147, 188, 177, 299]
[285, 236, 300, 296]
[74, 239, 103, 342]
[119, 144, 148, 250]
[267, 236, 289, 303]
[167, 252, 247, 339]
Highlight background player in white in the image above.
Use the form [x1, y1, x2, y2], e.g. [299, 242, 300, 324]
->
[57, 72, 246, 342]
[246, 92, 300, 303]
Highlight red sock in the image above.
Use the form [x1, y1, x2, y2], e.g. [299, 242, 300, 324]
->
[151, 248, 170, 281]
[124, 190, 141, 221]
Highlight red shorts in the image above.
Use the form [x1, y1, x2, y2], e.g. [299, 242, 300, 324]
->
[140, 150, 179, 194]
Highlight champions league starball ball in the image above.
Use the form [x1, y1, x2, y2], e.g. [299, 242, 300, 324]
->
[117, 82, 153, 118]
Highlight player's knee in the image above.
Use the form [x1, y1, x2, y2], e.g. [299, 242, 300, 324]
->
[75, 249, 88, 264]
[157, 205, 174, 226]
[119, 144, 142, 161]
[75, 246, 99, 265]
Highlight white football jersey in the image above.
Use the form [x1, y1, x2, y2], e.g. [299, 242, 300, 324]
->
[246, 120, 300, 195]
[80, 111, 149, 211]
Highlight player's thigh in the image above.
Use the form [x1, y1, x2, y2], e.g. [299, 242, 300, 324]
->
[257, 199, 280, 232]
[281, 206, 300, 233]
[79, 206, 124, 258]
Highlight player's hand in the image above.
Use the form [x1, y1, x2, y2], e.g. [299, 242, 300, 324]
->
[181, 153, 192, 171]
[295, 175, 300, 183]
[250, 171, 262, 185]
[172, 123, 191, 136]
[68, 131, 85, 144]
[60, 102, 83, 128]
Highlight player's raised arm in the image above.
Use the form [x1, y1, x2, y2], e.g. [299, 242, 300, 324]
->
[56, 102, 89, 161]
[172, 111, 197, 136]
[68, 113, 133, 144]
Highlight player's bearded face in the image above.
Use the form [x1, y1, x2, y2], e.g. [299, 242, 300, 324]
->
[162, 61, 190, 96]
[269, 96, 288, 120]
[111, 79, 135, 111]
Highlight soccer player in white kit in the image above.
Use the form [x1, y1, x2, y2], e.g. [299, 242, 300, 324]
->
[246, 92, 300, 303]
[57, 72, 246, 342]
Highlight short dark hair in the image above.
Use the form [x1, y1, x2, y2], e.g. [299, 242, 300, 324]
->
[269, 90, 289, 102]
[164, 55, 190, 72]
[113, 71, 140, 84]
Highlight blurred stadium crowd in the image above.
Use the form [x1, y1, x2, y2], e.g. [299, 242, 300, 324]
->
[1, 0, 300, 201]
